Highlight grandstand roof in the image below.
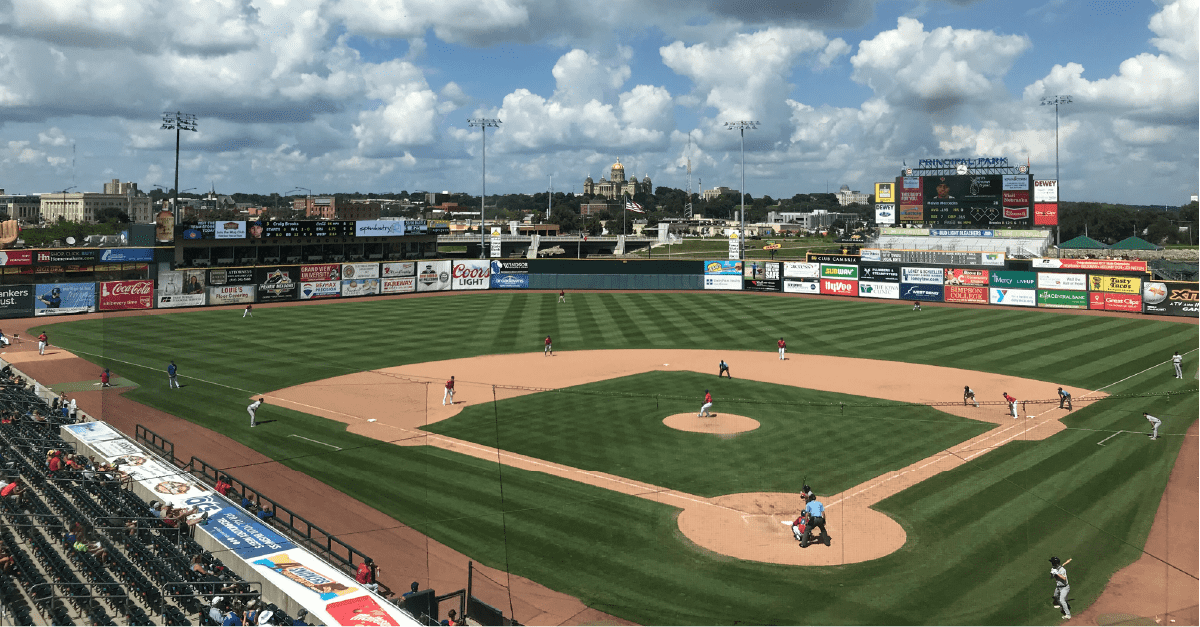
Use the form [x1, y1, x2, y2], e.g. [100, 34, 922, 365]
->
[1111, 236, 1161, 250]
[1057, 235, 1109, 249]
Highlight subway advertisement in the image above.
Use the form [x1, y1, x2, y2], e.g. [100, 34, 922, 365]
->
[1142, 281, 1198, 317]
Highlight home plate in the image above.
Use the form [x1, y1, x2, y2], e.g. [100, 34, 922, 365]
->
[663, 363, 669, 366]
[367, 419, 377, 422]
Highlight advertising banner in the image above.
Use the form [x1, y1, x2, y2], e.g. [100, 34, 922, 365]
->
[490, 260, 529, 274]
[1033, 179, 1059, 203]
[99, 280, 153, 311]
[806, 253, 860, 264]
[255, 266, 300, 302]
[301, 264, 341, 282]
[989, 271, 1036, 289]
[901, 283, 944, 302]
[901, 267, 943, 285]
[875, 182, 895, 202]
[744, 278, 781, 292]
[0, 285, 34, 318]
[859, 281, 899, 299]
[208, 285, 256, 305]
[743, 262, 781, 292]
[341, 263, 379, 280]
[867, 249, 1005, 267]
[860, 265, 900, 282]
[704, 260, 742, 275]
[930, 229, 993, 237]
[945, 285, 988, 304]
[875, 204, 896, 225]
[989, 287, 1036, 307]
[879, 227, 929, 236]
[1034, 203, 1058, 226]
[1037, 289, 1088, 309]
[820, 278, 856, 296]
[1142, 281, 1198, 317]
[355, 220, 409, 237]
[0, 250, 32, 266]
[381, 262, 416, 277]
[1089, 275, 1142, 294]
[159, 269, 207, 296]
[325, 595, 405, 627]
[34, 283, 95, 315]
[1031, 258, 1149, 273]
[1037, 272, 1086, 291]
[704, 275, 742, 290]
[1089, 292, 1142, 312]
[62, 422, 123, 444]
[899, 205, 925, 222]
[208, 268, 256, 285]
[156, 292, 206, 308]
[251, 551, 363, 603]
[899, 177, 923, 222]
[207, 503, 295, 560]
[381, 277, 417, 294]
[1002, 190, 1030, 207]
[451, 260, 491, 290]
[994, 229, 1047, 238]
[782, 262, 819, 278]
[98, 248, 154, 262]
[35, 249, 98, 264]
[1003, 174, 1030, 191]
[783, 279, 820, 294]
[820, 264, 859, 280]
[340, 279, 380, 297]
[416, 261, 452, 292]
[197, 221, 247, 239]
[945, 268, 989, 285]
[490, 274, 529, 289]
[300, 281, 341, 300]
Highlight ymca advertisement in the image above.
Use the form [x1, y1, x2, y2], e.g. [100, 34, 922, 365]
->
[451, 260, 491, 290]
[820, 278, 856, 297]
[1089, 292, 1142, 312]
[381, 262, 416, 278]
[34, 283, 95, 315]
[255, 266, 300, 302]
[300, 281, 341, 300]
[859, 281, 899, 299]
[1089, 275, 1142, 294]
[381, 277, 416, 294]
[416, 261, 452, 292]
[0, 285, 34, 318]
[783, 279, 820, 294]
[945, 285, 988, 304]
[99, 280, 153, 311]
[341, 279, 380, 297]
[901, 283, 943, 302]
[1037, 289, 1088, 309]
[208, 285, 256, 305]
[989, 288, 1036, 307]
[1142, 281, 1198, 317]
[1037, 272, 1086, 291]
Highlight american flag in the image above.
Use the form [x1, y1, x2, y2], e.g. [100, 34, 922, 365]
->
[625, 199, 644, 214]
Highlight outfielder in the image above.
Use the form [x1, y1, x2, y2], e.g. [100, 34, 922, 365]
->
[1049, 556, 1071, 620]
[558, 289, 566, 303]
[777, 337, 786, 360]
[544, 336, 552, 357]
[38, 332, 48, 356]
[243, 304, 253, 318]
[963, 386, 978, 407]
[167, 361, 180, 389]
[443, 376, 455, 406]
[1172, 350, 1182, 378]
[1144, 412, 1161, 440]
[248, 398, 263, 427]
[1003, 392, 1017, 419]
[1057, 387, 1071, 410]
[698, 390, 713, 417]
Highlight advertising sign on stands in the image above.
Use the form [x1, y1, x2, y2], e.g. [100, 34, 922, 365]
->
[899, 176, 924, 222]
[206, 504, 295, 560]
[251, 551, 364, 603]
[875, 182, 894, 202]
[860, 265, 900, 282]
[0, 250, 32, 266]
[325, 595, 406, 626]
[782, 262, 819, 279]
[1033, 180, 1059, 203]
[490, 274, 529, 289]
[901, 267, 943, 285]
[1031, 258, 1148, 273]
[820, 264, 859, 280]
[704, 260, 742, 275]
[989, 271, 1036, 289]
[1037, 289, 1088, 309]
[300, 281, 341, 300]
[341, 263, 379, 280]
[783, 279, 820, 294]
[255, 266, 300, 302]
[208, 285, 256, 305]
[451, 260, 491, 290]
[0, 285, 34, 318]
[34, 283, 95, 315]
[1090, 292, 1142, 312]
[36, 249, 99, 264]
[944, 268, 989, 285]
[1037, 273, 1086, 291]
[704, 275, 742, 290]
[1142, 281, 1198, 317]
[859, 281, 899, 299]
[99, 280, 153, 311]
[301, 264, 341, 282]
[381, 277, 416, 294]
[901, 283, 944, 302]
[743, 262, 781, 292]
[156, 270, 206, 308]
[807, 253, 859, 264]
[1034, 204, 1058, 226]
[989, 288, 1036, 307]
[381, 262, 416, 277]
[98, 248, 154, 262]
[875, 204, 896, 225]
[340, 279, 380, 297]
[416, 261, 451, 292]
[820, 278, 857, 296]
[1089, 275, 1142, 294]
[490, 260, 529, 274]
[208, 268, 255, 285]
[945, 285, 988, 304]
[355, 220, 409, 237]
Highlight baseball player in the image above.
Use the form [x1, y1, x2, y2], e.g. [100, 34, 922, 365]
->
[443, 376, 455, 406]
[718, 360, 731, 378]
[1144, 412, 1161, 440]
[248, 398, 263, 427]
[167, 361, 180, 389]
[790, 510, 808, 542]
[544, 336, 553, 357]
[912, 301, 921, 311]
[1057, 387, 1071, 410]
[698, 390, 713, 417]
[1049, 556, 1071, 620]
[38, 332, 48, 356]
[1172, 351, 1182, 378]
[777, 337, 786, 360]
[558, 289, 566, 303]
[243, 303, 253, 318]
[1003, 392, 1017, 419]
[963, 386, 978, 407]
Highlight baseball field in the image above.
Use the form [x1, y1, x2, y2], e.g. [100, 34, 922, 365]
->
[32, 292, 1198, 624]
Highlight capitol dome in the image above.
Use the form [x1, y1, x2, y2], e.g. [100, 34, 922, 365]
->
[611, 161, 624, 171]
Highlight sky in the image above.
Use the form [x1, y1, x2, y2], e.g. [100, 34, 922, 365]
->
[0, 0, 1196, 206]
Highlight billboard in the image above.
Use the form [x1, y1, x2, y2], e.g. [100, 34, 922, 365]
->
[208, 285, 256, 305]
[945, 285, 988, 304]
[1037, 289, 1088, 309]
[744, 262, 781, 292]
[381, 262, 416, 278]
[899, 176, 924, 222]
[989, 287, 1036, 307]
[99, 280, 153, 311]
[900, 267, 943, 285]
[36, 249, 99, 263]
[1142, 281, 1198, 317]
[34, 283, 95, 315]
[354, 220, 409, 237]
[341, 279, 380, 297]
[381, 277, 417, 294]
[901, 283, 943, 302]
[1090, 292, 1142, 312]
[864, 249, 1005, 267]
[944, 268, 989, 285]
[923, 174, 1032, 226]
[704, 275, 742, 290]
[490, 260, 530, 274]
[820, 264, 859, 280]
[98, 248, 154, 262]
[490, 274, 529, 289]
[1089, 275, 1142, 294]
[301, 264, 341, 282]
[704, 260, 742, 275]
[156, 269, 207, 308]
[300, 280, 341, 300]
[0, 285, 34, 318]
[1034, 203, 1058, 226]
[1037, 272, 1086, 291]
[859, 281, 899, 299]
[451, 260, 491, 290]
[0, 250, 32, 266]
[416, 261, 452, 292]
[782, 262, 820, 278]
[875, 182, 895, 203]
[875, 204, 896, 225]
[1031, 258, 1149, 273]
[341, 263, 379, 280]
[820, 278, 856, 296]
[783, 279, 820, 294]
[255, 266, 300, 302]
[807, 253, 860, 264]
[1033, 180, 1059, 203]
[208, 268, 255, 285]
[989, 271, 1036, 289]
[860, 265, 900, 282]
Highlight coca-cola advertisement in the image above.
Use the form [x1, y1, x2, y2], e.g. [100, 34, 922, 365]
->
[325, 595, 403, 626]
[99, 280, 153, 311]
[451, 260, 491, 291]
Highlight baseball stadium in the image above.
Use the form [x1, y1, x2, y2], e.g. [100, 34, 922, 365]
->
[0, 221, 1195, 625]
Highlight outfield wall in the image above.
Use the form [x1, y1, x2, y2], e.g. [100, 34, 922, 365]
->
[1, 257, 1194, 319]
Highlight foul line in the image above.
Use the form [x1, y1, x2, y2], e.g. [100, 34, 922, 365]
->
[1096, 430, 1126, 446]
[287, 434, 342, 450]
[1091, 347, 1199, 393]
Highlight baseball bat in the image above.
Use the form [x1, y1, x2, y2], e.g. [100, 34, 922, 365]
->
[1062, 558, 1072, 566]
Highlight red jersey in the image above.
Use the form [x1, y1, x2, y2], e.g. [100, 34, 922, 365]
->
[48, 457, 62, 472]
[1, 483, 16, 497]
[545, 336, 551, 345]
[778, 339, 785, 348]
[355, 563, 374, 585]
[445, 379, 454, 390]
[38, 333, 47, 342]
[100, 372, 109, 383]
[704, 392, 712, 403]
[1004, 394, 1016, 404]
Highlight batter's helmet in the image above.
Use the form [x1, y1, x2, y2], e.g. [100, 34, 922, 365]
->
[1049, 556, 1061, 567]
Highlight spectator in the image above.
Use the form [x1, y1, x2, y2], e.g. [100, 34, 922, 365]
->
[402, 582, 420, 598]
[0, 478, 23, 503]
[125, 518, 138, 538]
[355, 558, 380, 592]
[256, 504, 275, 520]
[87, 536, 109, 564]
[46, 450, 63, 475]
[292, 608, 309, 626]
[0, 546, 14, 573]
[215, 475, 233, 497]
[442, 609, 459, 626]
[191, 555, 210, 577]
[68, 397, 77, 421]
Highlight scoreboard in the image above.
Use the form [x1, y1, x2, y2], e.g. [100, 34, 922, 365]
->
[899, 174, 1033, 227]
[256, 220, 357, 238]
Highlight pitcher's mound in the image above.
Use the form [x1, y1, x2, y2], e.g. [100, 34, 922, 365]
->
[663, 413, 760, 435]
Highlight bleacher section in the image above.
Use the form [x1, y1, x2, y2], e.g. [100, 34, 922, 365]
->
[875, 228, 1053, 259]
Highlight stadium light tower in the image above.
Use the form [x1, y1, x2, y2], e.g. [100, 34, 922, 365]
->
[725, 120, 758, 260]
[1040, 96, 1071, 247]
[468, 118, 501, 258]
[161, 112, 198, 222]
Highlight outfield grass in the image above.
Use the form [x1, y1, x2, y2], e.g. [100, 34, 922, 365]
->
[425, 371, 992, 497]
[38, 293, 1198, 624]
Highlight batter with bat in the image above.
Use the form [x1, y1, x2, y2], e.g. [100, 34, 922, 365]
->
[1049, 556, 1071, 620]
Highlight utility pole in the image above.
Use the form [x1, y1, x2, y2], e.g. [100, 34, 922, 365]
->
[468, 118, 501, 258]
[161, 112, 197, 223]
[725, 121, 758, 260]
[1041, 95, 1071, 248]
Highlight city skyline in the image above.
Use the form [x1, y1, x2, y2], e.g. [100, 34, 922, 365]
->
[0, 0, 1195, 205]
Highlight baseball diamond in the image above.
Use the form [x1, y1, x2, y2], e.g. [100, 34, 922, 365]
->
[24, 291, 1200, 625]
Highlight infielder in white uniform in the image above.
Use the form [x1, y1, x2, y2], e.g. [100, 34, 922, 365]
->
[1049, 556, 1070, 620]
[1172, 351, 1183, 378]
[1144, 412, 1161, 440]
[248, 398, 263, 427]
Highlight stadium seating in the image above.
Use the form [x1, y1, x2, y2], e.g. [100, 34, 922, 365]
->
[874, 232, 1052, 258]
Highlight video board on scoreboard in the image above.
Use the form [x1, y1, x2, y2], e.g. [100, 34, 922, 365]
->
[899, 174, 1033, 227]
[253, 220, 358, 238]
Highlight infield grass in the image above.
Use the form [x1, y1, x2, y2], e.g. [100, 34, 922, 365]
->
[37, 292, 1199, 624]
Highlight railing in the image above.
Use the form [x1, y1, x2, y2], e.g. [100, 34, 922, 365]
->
[134, 425, 177, 468]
